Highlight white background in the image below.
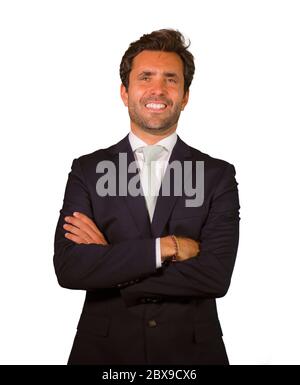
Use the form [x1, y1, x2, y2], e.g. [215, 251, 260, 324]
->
[0, 0, 299, 365]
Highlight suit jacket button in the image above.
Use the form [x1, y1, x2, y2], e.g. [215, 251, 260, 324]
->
[148, 319, 157, 328]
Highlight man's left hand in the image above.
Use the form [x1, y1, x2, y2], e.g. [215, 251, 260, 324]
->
[64, 212, 108, 245]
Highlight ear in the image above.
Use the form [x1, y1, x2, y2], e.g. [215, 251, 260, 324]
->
[120, 84, 129, 107]
[181, 90, 189, 111]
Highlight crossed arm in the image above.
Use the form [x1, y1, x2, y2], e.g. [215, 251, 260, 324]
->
[54, 158, 240, 302]
[63, 211, 200, 263]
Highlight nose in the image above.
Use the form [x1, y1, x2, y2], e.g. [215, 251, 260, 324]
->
[149, 77, 167, 96]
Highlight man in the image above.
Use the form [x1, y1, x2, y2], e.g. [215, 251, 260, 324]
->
[54, 29, 240, 365]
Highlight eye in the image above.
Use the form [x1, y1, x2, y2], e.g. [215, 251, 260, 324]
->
[168, 78, 177, 83]
[141, 76, 150, 81]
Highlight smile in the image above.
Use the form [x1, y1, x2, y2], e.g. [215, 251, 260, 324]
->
[145, 102, 167, 112]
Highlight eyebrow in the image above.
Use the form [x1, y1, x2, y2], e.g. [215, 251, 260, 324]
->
[137, 71, 179, 79]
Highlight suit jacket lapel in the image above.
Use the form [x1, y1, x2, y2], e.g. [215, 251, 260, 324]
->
[107, 134, 193, 238]
[151, 135, 192, 237]
[107, 134, 152, 237]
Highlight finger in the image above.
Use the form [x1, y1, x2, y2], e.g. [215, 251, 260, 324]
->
[63, 223, 93, 244]
[72, 213, 108, 244]
[73, 211, 108, 245]
[64, 227, 107, 246]
[64, 217, 107, 244]
[63, 223, 90, 241]
[64, 216, 98, 241]
[97, 237, 109, 246]
[73, 212, 105, 236]
[65, 232, 91, 244]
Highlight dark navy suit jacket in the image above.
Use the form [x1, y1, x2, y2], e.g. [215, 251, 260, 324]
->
[53, 134, 240, 365]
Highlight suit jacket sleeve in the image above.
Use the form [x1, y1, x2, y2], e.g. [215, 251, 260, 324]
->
[120, 163, 240, 304]
[53, 158, 157, 290]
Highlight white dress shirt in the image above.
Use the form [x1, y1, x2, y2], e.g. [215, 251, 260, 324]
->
[128, 130, 178, 268]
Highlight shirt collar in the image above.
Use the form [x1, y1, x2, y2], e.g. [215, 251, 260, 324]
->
[129, 130, 178, 154]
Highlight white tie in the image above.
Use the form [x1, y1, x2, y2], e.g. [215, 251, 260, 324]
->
[137, 145, 166, 221]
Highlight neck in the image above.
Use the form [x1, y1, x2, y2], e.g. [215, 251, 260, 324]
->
[131, 125, 177, 144]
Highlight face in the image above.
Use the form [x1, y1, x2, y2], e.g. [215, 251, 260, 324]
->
[121, 50, 189, 137]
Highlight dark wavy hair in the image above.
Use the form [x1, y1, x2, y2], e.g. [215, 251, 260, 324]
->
[120, 29, 195, 94]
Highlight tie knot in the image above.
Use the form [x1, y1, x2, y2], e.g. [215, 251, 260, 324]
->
[138, 145, 165, 165]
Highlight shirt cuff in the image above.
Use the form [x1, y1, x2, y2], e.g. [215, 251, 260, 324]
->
[155, 238, 162, 268]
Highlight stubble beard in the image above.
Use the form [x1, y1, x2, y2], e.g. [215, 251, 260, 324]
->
[128, 102, 182, 135]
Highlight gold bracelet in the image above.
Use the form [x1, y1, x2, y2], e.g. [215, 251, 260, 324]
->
[170, 235, 179, 262]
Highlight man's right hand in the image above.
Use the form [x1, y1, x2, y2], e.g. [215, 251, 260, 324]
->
[160, 236, 200, 262]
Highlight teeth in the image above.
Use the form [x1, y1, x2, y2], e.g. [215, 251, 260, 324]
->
[146, 103, 167, 110]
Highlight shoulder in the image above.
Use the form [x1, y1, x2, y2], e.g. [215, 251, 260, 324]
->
[73, 135, 129, 170]
[180, 136, 236, 176]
